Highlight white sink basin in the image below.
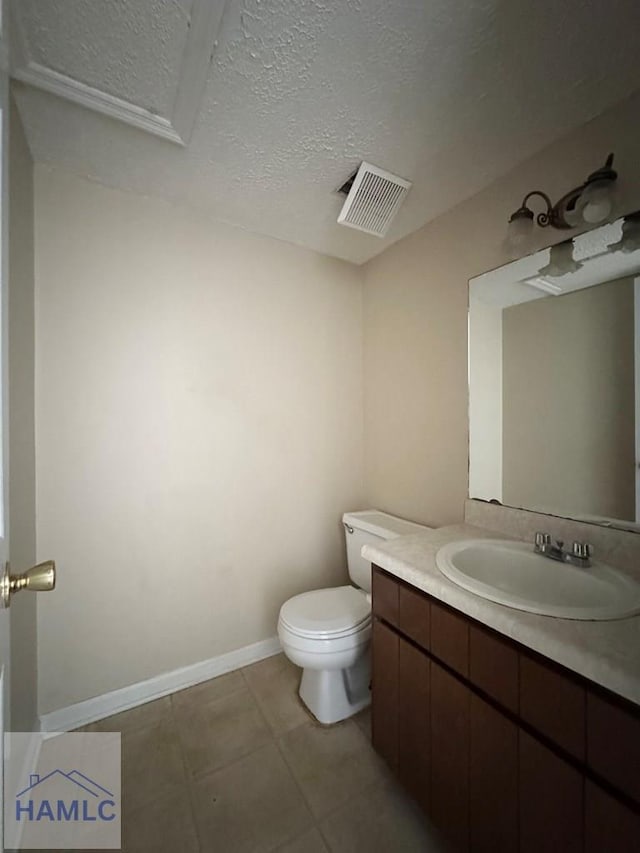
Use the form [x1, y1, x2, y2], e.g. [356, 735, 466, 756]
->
[435, 539, 640, 621]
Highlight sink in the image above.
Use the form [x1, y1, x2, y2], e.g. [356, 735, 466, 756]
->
[435, 539, 640, 620]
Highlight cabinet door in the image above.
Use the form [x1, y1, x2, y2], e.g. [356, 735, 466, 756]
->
[520, 654, 585, 761]
[371, 618, 399, 771]
[519, 731, 583, 853]
[585, 781, 640, 853]
[431, 660, 470, 852]
[469, 694, 518, 853]
[398, 637, 430, 813]
[587, 691, 640, 804]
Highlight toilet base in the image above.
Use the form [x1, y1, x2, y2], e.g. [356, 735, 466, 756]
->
[298, 652, 371, 725]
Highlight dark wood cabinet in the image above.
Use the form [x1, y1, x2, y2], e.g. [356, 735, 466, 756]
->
[431, 599, 469, 677]
[587, 691, 640, 803]
[469, 623, 519, 714]
[371, 618, 399, 771]
[584, 781, 640, 853]
[469, 693, 518, 853]
[398, 638, 430, 814]
[372, 568, 399, 627]
[398, 584, 430, 649]
[431, 661, 470, 851]
[370, 565, 640, 853]
[520, 653, 586, 761]
[519, 730, 584, 853]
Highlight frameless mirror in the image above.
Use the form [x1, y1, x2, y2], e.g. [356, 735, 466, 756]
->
[468, 213, 640, 531]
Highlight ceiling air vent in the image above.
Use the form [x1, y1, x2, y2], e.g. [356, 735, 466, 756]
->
[337, 161, 411, 237]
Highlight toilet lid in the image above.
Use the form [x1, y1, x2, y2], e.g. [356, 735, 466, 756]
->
[279, 586, 371, 639]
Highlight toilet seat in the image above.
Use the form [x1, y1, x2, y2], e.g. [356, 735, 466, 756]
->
[278, 618, 371, 656]
[279, 586, 370, 640]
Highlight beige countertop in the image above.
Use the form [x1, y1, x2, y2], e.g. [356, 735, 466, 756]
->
[362, 523, 640, 707]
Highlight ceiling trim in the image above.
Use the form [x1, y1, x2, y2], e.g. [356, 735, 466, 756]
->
[12, 61, 185, 144]
[10, 0, 226, 146]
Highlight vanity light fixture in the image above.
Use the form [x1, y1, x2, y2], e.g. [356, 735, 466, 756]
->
[507, 154, 618, 248]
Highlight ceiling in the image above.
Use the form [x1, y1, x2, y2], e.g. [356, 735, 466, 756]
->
[11, 0, 640, 264]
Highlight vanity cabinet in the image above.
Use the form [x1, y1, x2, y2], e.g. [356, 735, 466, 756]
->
[370, 566, 640, 853]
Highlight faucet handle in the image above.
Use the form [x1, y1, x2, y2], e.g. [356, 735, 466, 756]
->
[572, 541, 592, 560]
[534, 532, 550, 551]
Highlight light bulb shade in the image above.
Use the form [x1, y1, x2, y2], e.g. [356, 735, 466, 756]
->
[561, 197, 583, 229]
[580, 179, 616, 225]
[507, 208, 534, 247]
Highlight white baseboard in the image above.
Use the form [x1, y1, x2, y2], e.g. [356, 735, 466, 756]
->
[39, 636, 282, 734]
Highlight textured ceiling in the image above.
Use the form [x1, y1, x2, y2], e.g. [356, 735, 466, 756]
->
[12, 0, 640, 264]
[20, 0, 193, 115]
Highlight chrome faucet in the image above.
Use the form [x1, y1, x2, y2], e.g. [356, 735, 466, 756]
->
[534, 532, 592, 568]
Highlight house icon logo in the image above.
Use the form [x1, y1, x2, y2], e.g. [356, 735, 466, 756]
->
[16, 770, 117, 823]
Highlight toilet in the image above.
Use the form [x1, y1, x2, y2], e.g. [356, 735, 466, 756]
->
[278, 510, 430, 725]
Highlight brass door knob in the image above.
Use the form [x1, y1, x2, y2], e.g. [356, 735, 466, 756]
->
[0, 560, 56, 608]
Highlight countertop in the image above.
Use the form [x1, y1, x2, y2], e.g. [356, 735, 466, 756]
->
[362, 523, 640, 707]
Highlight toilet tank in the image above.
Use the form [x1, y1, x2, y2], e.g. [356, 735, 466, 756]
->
[342, 510, 430, 593]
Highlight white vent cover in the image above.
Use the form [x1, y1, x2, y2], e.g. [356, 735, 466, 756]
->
[337, 162, 411, 237]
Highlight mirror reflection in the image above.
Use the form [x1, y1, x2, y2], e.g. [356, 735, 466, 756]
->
[469, 214, 640, 528]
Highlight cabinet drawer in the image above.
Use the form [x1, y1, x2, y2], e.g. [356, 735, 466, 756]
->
[520, 654, 585, 761]
[469, 624, 518, 714]
[372, 567, 399, 627]
[398, 584, 430, 650]
[587, 691, 640, 803]
[431, 601, 469, 677]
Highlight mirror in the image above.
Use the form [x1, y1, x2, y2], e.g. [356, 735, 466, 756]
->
[469, 214, 640, 530]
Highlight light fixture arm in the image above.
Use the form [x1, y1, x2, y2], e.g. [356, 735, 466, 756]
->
[520, 190, 554, 228]
[508, 154, 617, 235]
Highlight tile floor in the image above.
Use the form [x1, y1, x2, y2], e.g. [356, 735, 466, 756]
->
[73, 654, 445, 852]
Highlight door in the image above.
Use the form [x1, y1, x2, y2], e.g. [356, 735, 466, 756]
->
[635, 278, 640, 521]
[0, 2, 11, 848]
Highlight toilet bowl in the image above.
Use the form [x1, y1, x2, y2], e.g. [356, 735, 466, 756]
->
[278, 586, 371, 725]
[278, 510, 430, 725]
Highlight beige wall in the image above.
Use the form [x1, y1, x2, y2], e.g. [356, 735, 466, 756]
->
[503, 279, 635, 520]
[363, 90, 640, 528]
[9, 98, 38, 730]
[32, 88, 640, 715]
[35, 168, 364, 714]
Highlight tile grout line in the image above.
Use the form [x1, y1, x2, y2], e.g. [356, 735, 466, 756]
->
[167, 695, 205, 853]
[240, 662, 312, 739]
[272, 729, 331, 851]
[272, 715, 389, 850]
[239, 664, 322, 851]
[170, 674, 274, 784]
